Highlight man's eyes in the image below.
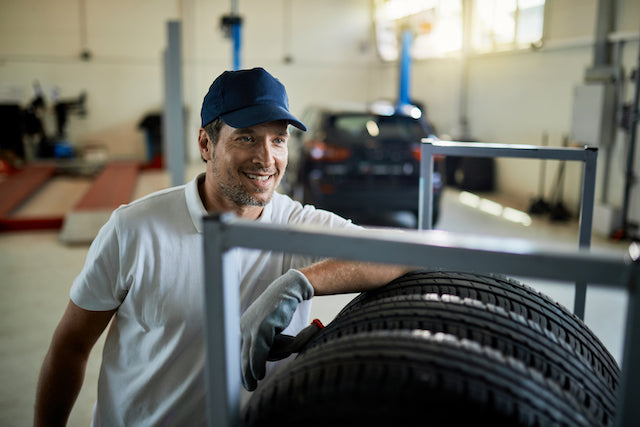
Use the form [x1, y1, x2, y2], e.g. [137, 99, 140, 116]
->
[236, 136, 287, 144]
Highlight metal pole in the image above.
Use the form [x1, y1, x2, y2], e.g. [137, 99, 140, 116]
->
[592, 0, 615, 67]
[458, 0, 472, 140]
[397, 29, 412, 109]
[419, 140, 434, 230]
[231, 20, 241, 70]
[621, 35, 640, 237]
[163, 21, 185, 187]
[615, 244, 640, 426]
[573, 146, 598, 319]
[210, 220, 629, 289]
[203, 214, 242, 427]
[231, 0, 241, 70]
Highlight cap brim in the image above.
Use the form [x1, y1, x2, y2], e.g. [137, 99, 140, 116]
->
[220, 104, 307, 131]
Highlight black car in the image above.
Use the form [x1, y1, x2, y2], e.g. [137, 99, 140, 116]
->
[284, 104, 443, 227]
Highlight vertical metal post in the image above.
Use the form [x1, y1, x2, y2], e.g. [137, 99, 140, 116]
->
[232, 23, 241, 70]
[397, 29, 412, 109]
[163, 21, 185, 187]
[203, 215, 242, 427]
[458, 0, 472, 140]
[573, 147, 598, 320]
[230, 0, 241, 70]
[620, 34, 640, 237]
[615, 245, 640, 427]
[419, 140, 434, 230]
[592, 0, 615, 67]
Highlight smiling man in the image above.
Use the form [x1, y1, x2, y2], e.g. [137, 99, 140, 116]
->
[35, 68, 409, 426]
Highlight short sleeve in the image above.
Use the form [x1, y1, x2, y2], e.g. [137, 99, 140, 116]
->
[70, 211, 127, 311]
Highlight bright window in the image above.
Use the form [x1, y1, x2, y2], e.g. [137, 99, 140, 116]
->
[471, 0, 545, 52]
[373, 0, 545, 60]
[374, 0, 463, 60]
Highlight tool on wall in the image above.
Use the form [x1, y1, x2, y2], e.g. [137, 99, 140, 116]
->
[549, 135, 572, 222]
[528, 132, 552, 214]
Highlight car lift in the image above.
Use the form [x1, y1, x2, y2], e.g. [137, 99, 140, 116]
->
[0, 161, 139, 239]
[0, 162, 60, 231]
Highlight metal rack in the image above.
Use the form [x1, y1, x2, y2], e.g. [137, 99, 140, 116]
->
[202, 140, 639, 426]
[203, 216, 639, 427]
[419, 140, 598, 320]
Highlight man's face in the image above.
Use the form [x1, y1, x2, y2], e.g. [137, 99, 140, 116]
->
[205, 120, 289, 209]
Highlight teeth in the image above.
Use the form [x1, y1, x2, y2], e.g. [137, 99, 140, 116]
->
[246, 173, 270, 182]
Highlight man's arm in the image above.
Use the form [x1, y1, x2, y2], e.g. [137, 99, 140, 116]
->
[300, 258, 412, 296]
[240, 259, 411, 390]
[34, 300, 115, 427]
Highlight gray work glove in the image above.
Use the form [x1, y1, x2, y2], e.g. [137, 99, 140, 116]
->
[240, 269, 314, 391]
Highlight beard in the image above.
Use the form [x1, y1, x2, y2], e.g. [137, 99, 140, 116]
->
[212, 160, 277, 207]
[217, 179, 271, 207]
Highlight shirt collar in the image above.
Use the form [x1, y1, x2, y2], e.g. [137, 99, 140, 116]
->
[185, 173, 208, 233]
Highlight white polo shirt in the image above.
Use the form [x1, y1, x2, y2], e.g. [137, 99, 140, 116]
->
[70, 173, 358, 426]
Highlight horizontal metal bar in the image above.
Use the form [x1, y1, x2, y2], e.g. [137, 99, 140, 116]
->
[204, 216, 633, 288]
[422, 139, 597, 161]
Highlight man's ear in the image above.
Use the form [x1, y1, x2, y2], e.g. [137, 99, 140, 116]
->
[198, 128, 211, 161]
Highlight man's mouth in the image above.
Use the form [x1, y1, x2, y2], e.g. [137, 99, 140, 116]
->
[244, 172, 273, 182]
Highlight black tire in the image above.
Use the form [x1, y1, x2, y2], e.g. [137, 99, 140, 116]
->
[306, 294, 615, 426]
[245, 331, 597, 427]
[336, 270, 620, 392]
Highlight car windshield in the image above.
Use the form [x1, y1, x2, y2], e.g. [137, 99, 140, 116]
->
[326, 113, 427, 145]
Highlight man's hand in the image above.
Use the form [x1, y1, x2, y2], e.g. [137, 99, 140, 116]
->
[240, 269, 314, 391]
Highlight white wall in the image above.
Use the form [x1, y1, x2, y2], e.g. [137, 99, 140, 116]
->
[0, 0, 377, 161]
[397, 0, 640, 226]
[0, 0, 182, 159]
[183, 0, 379, 162]
[1, 0, 639, 225]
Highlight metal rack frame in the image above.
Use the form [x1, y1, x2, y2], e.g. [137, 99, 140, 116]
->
[419, 140, 598, 320]
[202, 216, 639, 427]
[202, 140, 640, 426]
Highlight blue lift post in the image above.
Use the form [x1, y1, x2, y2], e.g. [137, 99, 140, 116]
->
[397, 29, 412, 110]
[231, 21, 241, 71]
[222, 0, 242, 70]
[220, 14, 242, 70]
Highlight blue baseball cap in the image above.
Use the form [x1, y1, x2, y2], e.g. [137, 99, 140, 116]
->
[200, 67, 306, 131]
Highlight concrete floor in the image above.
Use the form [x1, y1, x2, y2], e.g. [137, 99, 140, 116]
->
[0, 164, 631, 426]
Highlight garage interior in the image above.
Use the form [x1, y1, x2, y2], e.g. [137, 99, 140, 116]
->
[1, 0, 640, 426]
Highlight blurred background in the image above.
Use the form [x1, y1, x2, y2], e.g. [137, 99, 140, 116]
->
[0, 0, 638, 222]
[1, 0, 639, 425]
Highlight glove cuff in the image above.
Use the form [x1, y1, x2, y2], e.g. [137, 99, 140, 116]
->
[286, 269, 314, 300]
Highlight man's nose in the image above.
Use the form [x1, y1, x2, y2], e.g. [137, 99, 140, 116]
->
[252, 139, 275, 166]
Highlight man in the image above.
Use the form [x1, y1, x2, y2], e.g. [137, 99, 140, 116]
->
[35, 68, 409, 426]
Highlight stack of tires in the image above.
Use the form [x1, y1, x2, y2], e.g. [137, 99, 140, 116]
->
[245, 271, 619, 427]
